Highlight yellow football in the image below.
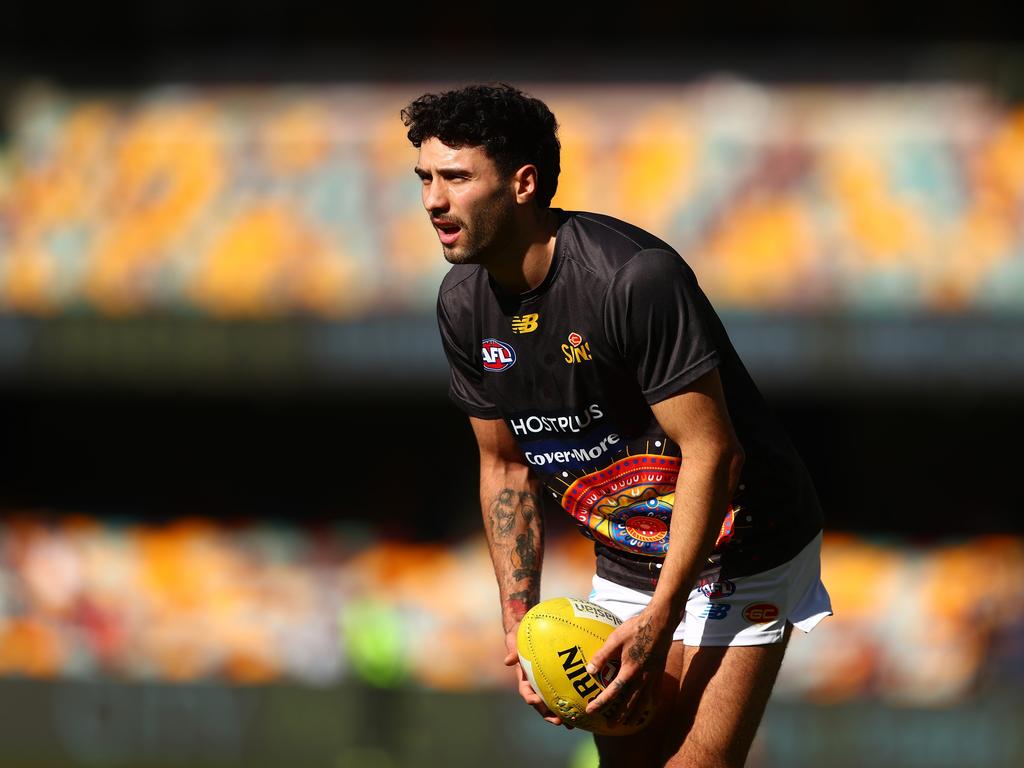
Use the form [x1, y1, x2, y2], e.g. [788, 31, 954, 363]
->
[516, 597, 655, 735]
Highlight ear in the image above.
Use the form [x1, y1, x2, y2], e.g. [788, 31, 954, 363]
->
[512, 164, 539, 204]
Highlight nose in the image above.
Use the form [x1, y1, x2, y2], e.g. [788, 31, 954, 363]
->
[422, 178, 448, 214]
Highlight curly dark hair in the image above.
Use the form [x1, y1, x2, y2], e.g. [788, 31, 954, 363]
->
[401, 83, 561, 209]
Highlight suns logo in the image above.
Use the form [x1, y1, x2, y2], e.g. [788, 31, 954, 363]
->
[561, 331, 593, 365]
[512, 313, 539, 334]
[481, 339, 516, 372]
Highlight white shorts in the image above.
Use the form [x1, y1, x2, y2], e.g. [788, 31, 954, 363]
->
[589, 531, 832, 646]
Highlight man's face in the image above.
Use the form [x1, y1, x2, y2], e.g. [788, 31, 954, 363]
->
[415, 137, 517, 266]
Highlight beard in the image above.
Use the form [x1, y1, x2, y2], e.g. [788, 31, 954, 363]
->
[439, 192, 517, 266]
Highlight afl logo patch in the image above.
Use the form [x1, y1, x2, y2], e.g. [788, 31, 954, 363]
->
[742, 603, 780, 624]
[481, 339, 516, 372]
[698, 579, 736, 600]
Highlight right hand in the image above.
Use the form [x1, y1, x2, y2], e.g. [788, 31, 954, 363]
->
[504, 624, 573, 728]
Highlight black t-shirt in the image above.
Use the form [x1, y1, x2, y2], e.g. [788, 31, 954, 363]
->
[437, 209, 823, 591]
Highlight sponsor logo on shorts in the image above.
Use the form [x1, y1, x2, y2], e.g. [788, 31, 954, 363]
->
[511, 313, 539, 333]
[698, 579, 736, 599]
[562, 332, 593, 364]
[742, 603, 780, 623]
[699, 604, 732, 620]
[568, 598, 621, 627]
[481, 339, 516, 372]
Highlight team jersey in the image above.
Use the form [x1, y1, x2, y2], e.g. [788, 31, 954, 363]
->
[437, 208, 823, 591]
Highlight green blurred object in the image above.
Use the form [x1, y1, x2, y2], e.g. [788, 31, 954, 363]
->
[569, 738, 599, 768]
[334, 746, 397, 768]
[339, 600, 409, 688]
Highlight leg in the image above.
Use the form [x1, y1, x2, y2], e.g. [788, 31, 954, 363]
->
[594, 640, 685, 768]
[590, 529, 829, 767]
[663, 623, 793, 768]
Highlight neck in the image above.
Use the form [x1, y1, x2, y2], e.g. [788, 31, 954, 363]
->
[486, 208, 559, 295]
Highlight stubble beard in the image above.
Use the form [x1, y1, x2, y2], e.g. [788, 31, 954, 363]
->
[441, 193, 516, 267]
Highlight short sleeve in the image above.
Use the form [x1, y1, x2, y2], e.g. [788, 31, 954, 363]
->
[436, 289, 501, 419]
[603, 249, 721, 405]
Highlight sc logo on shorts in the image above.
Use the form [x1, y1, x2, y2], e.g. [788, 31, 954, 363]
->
[742, 603, 780, 623]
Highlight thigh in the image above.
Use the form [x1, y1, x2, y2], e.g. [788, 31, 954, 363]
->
[663, 623, 793, 768]
[594, 640, 686, 768]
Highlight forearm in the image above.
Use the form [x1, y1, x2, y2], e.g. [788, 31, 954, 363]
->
[479, 460, 545, 633]
[650, 445, 744, 619]
[582, 442, 745, 714]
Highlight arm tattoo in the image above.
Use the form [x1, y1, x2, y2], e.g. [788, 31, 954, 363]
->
[628, 621, 654, 667]
[488, 487, 544, 624]
[518, 491, 537, 524]
[513, 527, 540, 581]
[488, 488, 541, 537]
[490, 488, 517, 537]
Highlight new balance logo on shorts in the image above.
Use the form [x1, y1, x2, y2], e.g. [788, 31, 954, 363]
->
[698, 604, 732, 620]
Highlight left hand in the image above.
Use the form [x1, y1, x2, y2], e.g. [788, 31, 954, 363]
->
[504, 625, 573, 728]
[584, 604, 674, 724]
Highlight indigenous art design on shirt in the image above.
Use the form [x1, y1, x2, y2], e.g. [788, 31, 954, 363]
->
[437, 209, 822, 589]
[559, 453, 737, 557]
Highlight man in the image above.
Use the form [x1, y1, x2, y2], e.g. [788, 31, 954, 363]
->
[403, 83, 832, 767]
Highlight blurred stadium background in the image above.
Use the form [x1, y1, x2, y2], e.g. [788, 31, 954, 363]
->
[2, 5, 1023, 767]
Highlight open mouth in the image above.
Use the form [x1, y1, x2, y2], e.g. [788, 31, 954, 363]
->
[436, 224, 462, 246]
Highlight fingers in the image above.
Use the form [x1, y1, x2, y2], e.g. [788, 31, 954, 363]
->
[504, 628, 573, 729]
[537, 705, 573, 729]
[583, 627, 630, 716]
[511, 662, 574, 729]
[619, 677, 648, 726]
[586, 668, 650, 725]
[540, 710, 571, 728]
[519, 677, 574, 728]
[535, 700, 565, 727]
[504, 630, 519, 663]
[585, 626, 625, 678]
[585, 663, 635, 715]
[523, 689, 546, 707]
